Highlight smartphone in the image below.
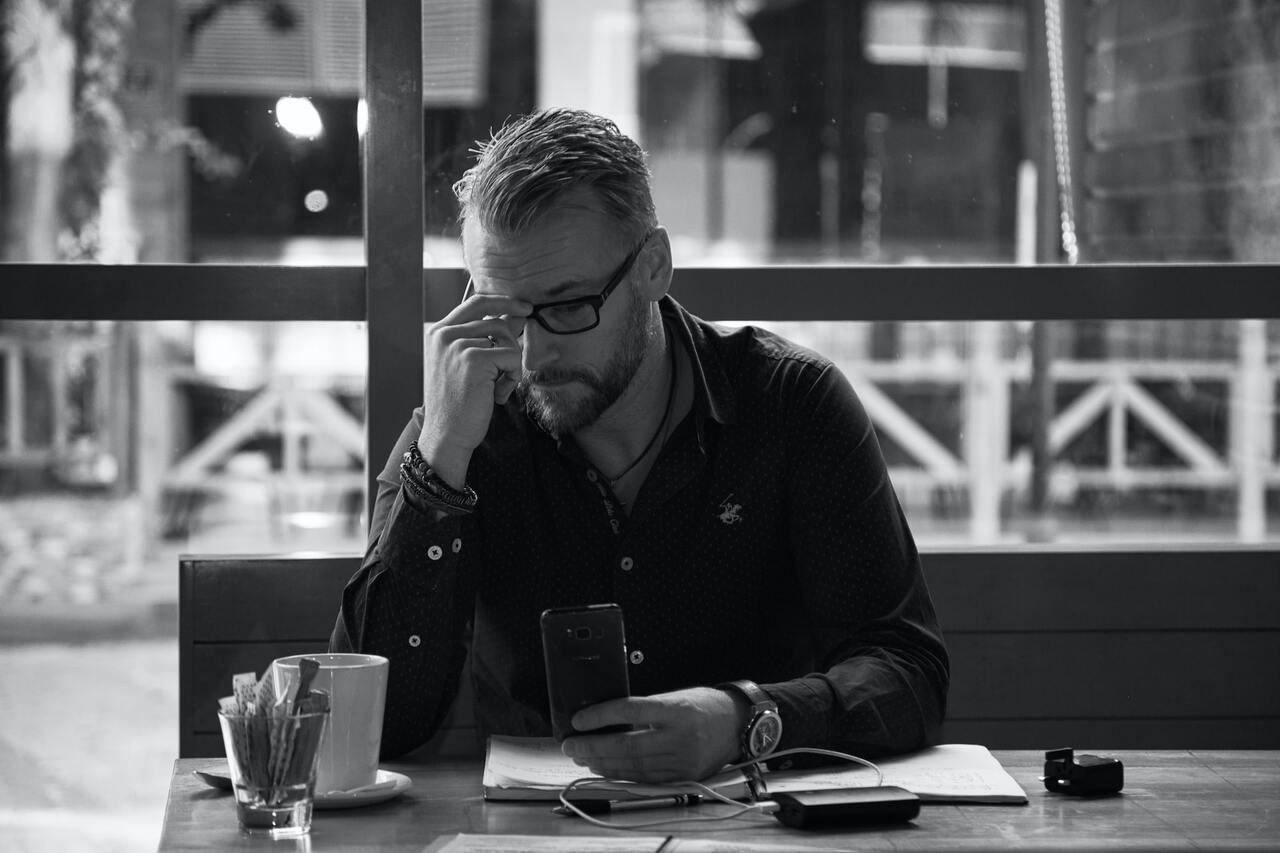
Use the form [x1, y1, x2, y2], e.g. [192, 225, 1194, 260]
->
[540, 603, 631, 740]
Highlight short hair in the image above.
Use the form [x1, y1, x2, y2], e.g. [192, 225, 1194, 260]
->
[453, 108, 657, 243]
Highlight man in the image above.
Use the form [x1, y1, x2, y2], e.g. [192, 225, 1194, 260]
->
[331, 108, 948, 784]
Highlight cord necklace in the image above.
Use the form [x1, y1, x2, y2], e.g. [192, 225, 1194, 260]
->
[606, 347, 677, 488]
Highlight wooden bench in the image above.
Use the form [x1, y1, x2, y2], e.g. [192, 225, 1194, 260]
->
[931, 546, 1280, 748]
[179, 547, 1280, 758]
[177, 553, 477, 758]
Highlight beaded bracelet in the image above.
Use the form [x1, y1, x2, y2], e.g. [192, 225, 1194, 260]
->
[400, 440, 478, 513]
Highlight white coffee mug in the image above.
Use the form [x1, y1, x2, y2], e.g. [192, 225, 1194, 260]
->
[272, 653, 389, 794]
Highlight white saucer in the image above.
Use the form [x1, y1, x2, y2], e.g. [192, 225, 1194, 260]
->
[314, 770, 412, 809]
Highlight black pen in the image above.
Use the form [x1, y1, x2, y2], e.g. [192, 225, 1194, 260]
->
[552, 793, 703, 816]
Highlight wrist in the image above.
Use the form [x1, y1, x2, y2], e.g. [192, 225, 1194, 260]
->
[721, 687, 751, 732]
[414, 433, 472, 491]
[716, 680, 783, 763]
[718, 687, 752, 765]
[402, 441, 478, 514]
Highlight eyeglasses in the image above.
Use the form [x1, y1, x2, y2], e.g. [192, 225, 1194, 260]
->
[466, 231, 654, 335]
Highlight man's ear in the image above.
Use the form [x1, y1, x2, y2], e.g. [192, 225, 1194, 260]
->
[638, 227, 673, 301]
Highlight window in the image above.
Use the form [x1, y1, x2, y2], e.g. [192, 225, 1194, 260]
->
[1, 1, 1277, 849]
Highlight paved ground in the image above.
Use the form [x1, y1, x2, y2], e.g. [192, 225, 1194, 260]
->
[0, 639, 178, 852]
[0, 493, 363, 852]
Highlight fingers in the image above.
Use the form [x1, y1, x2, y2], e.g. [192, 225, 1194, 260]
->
[560, 688, 743, 783]
[444, 291, 532, 328]
[563, 696, 699, 782]
[433, 284, 529, 354]
[494, 372, 519, 405]
[436, 317, 522, 349]
[571, 695, 673, 732]
[564, 727, 684, 762]
[418, 293, 529, 465]
[562, 730, 692, 783]
[430, 318, 523, 383]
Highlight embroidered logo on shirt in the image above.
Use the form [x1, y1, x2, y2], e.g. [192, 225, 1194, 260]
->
[717, 494, 743, 525]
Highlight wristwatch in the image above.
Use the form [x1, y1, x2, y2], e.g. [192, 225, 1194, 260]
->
[719, 679, 783, 762]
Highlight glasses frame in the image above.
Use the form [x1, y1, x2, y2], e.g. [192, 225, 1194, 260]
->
[466, 230, 655, 335]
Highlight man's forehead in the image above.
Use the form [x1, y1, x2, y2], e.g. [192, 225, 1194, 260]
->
[463, 214, 622, 295]
[463, 187, 616, 252]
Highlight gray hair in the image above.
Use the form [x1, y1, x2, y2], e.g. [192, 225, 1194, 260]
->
[453, 108, 657, 244]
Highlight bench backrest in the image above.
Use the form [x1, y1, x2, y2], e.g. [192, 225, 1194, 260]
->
[177, 553, 477, 758]
[179, 547, 1280, 757]
[931, 546, 1280, 748]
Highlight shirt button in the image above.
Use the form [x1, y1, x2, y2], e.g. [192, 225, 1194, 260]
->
[451, 537, 462, 554]
[619, 556, 634, 572]
[586, 470, 598, 483]
[427, 545, 443, 560]
[629, 650, 645, 665]
[408, 634, 421, 648]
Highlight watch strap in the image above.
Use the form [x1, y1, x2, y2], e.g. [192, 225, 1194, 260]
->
[721, 679, 772, 709]
[717, 679, 781, 765]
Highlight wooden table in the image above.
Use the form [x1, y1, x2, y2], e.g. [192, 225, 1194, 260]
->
[159, 750, 1280, 851]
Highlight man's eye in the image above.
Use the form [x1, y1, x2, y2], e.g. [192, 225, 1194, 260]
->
[546, 303, 593, 319]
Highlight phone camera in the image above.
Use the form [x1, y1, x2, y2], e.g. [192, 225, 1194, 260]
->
[574, 626, 592, 640]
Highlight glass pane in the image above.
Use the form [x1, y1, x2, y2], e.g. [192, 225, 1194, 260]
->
[423, 1, 1280, 266]
[726, 318, 1279, 545]
[0, 319, 366, 849]
[1, 0, 364, 265]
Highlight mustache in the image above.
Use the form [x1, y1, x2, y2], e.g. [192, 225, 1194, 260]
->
[519, 367, 598, 387]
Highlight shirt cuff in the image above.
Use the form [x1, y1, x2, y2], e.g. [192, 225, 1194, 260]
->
[377, 486, 467, 583]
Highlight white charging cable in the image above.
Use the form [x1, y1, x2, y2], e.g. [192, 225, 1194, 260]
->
[555, 747, 884, 831]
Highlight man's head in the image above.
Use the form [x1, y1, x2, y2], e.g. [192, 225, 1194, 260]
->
[455, 109, 672, 436]
[454, 108, 657, 245]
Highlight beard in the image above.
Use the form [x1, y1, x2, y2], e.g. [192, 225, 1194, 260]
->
[518, 290, 655, 436]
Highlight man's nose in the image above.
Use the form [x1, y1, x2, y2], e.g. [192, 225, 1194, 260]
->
[520, 320, 558, 373]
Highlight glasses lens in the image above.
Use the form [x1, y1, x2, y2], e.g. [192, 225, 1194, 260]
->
[537, 302, 599, 333]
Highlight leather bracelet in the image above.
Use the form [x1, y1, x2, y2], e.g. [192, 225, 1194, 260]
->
[401, 441, 478, 513]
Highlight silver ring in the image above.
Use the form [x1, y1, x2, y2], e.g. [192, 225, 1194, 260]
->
[486, 335, 498, 348]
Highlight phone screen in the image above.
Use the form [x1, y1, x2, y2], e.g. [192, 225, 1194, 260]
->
[540, 603, 631, 740]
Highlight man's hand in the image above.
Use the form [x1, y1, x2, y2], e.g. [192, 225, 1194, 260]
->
[560, 687, 745, 783]
[419, 293, 530, 489]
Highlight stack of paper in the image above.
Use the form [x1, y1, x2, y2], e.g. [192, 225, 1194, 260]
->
[483, 737, 679, 801]
[765, 744, 1028, 804]
[482, 737, 1027, 805]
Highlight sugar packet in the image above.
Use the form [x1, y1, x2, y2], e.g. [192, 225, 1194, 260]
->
[217, 661, 330, 794]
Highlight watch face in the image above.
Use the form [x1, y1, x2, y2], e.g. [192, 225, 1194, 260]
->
[748, 710, 783, 757]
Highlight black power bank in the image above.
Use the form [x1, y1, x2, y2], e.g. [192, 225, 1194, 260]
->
[771, 786, 921, 829]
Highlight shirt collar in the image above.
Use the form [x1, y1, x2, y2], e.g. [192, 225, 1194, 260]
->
[659, 294, 738, 430]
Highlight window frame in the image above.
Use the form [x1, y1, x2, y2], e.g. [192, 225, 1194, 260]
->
[0, 0, 1275, 547]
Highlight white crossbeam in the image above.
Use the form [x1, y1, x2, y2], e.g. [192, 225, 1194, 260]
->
[1119, 379, 1226, 473]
